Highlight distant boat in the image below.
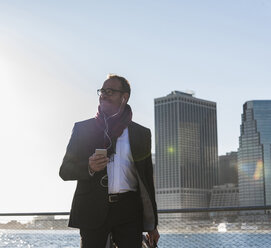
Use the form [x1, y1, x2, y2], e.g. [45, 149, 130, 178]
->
[217, 223, 227, 233]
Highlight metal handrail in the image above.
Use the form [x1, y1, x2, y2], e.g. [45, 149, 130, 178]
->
[1, 205, 271, 216]
[0, 212, 69, 217]
[158, 205, 271, 213]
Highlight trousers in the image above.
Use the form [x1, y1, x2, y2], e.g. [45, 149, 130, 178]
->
[80, 191, 143, 248]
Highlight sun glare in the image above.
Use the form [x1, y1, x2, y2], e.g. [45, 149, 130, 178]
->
[167, 146, 174, 154]
[254, 160, 263, 180]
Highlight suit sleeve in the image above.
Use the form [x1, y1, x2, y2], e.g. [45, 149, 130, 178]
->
[146, 129, 158, 227]
[59, 123, 91, 181]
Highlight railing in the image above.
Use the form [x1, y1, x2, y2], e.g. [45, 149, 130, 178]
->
[1, 206, 271, 247]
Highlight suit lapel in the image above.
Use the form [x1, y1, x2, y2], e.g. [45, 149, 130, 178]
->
[128, 122, 149, 162]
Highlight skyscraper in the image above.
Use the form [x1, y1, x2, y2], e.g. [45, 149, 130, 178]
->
[219, 152, 238, 185]
[238, 100, 271, 208]
[154, 91, 218, 209]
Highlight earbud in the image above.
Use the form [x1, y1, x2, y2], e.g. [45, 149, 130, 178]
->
[122, 98, 125, 103]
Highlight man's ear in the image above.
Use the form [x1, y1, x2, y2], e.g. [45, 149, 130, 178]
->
[123, 93, 129, 103]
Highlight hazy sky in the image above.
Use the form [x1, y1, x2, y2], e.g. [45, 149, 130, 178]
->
[0, 0, 270, 213]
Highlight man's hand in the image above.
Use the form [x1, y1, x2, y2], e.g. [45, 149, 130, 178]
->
[147, 228, 160, 247]
[89, 154, 109, 172]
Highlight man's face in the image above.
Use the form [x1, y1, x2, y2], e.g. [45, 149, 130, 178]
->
[99, 78, 126, 116]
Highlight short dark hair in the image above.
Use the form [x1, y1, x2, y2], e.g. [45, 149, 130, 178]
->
[107, 74, 131, 96]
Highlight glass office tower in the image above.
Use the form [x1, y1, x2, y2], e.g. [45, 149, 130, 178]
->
[154, 91, 218, 209]
[238, 100, 271, 208]
[219, 152, 238, 185]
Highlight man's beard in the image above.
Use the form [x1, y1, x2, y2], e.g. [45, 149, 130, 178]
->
[100, 100, 120, 117]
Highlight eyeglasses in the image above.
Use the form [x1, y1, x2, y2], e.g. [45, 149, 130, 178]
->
[97, 88, 125, 96]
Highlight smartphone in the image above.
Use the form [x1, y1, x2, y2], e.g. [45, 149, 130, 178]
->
[95, 149, 107, 157]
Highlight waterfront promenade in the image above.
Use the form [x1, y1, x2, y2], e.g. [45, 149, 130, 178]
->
[1, 206, 271, 247]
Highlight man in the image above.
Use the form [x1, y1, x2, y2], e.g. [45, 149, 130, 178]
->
[59, 74, 160, 248]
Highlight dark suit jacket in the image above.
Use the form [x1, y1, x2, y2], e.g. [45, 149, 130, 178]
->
[59, 118, 158, 231]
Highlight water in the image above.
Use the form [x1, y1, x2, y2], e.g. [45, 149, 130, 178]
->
[1, 230, 271, 248]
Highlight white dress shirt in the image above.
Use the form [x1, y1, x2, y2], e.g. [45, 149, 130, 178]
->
[107, 128, 138, 194]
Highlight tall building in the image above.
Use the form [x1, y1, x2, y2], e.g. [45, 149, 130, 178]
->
[219, 152, 238, 185]
[209, 184, 239, 218]
[238, 100, 271, 208]
[154, 91, 218, 210]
